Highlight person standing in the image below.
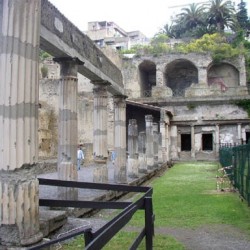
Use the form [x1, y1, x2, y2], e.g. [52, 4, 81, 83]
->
[77, 146, 84, 170]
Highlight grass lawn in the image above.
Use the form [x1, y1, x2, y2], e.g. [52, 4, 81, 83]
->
[60, 162, 250, 249]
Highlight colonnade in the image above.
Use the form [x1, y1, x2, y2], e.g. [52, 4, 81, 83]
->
[127, 115, 170, 178]
[0, 0, 129, 246]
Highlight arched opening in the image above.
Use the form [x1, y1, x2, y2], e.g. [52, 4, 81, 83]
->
[165, 59, 198, 97]
[207, 63, 239, 91]
[139, 60, 156, 97]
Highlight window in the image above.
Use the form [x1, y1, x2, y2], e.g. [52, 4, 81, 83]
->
[181, 134, 191, 151]
[246, 132, 250, 143]
[202, 134, 213, 151]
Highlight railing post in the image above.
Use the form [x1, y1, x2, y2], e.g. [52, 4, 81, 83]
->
[145, 195, 154, 250]
[84, 231, 93, 247]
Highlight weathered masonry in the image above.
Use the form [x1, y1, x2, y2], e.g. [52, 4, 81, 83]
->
[124, 53, 250, 161]
[0, 0, 128, 246]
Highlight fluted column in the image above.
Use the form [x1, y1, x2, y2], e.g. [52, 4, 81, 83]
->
[127, 119, 139, 178]
[145, 115, 154, 170]
[55, 57, 83, 199]
[0, 0, 43, 246]
[113, 95, 127, 183]
[92, 81, 109, 162]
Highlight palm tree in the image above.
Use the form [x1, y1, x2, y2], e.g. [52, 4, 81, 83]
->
[178, 3, 207, 30]
[207, 0, 236, 32]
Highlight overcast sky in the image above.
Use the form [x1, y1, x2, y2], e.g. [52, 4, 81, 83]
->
[49, 0, 249, 38]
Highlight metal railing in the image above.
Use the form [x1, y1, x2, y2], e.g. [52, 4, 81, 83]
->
[219, 143, 250, 206]
[27, 178, 154, 250]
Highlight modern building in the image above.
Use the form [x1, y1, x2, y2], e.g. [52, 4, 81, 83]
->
[86, 21, 149, 50]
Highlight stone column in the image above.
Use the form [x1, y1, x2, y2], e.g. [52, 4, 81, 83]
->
[160, 121, 167, 162]
[92, 81, 109, 162]
[145, 115, 154, 170]
[114, 95, 127, 183]
[0, 0, 43, 246]
[156, 66, 164, 87]
[198, 67, 207, 85]
[237, 123, 242, 145]
[55, 57, 83, 199]
[127, 119, 139, 178]
[215, 124, 220, 157]
[191, 125, 195, 158]
[138, 132, 147, 173]
[158, 131, 163, 165]
[153, 123, 159, 168]
[166, 123, 170, 162]
[170, 125, 178, 160]
[92, 81, 109, 182]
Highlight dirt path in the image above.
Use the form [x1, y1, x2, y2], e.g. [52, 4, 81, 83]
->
[122, 224, 250, 250]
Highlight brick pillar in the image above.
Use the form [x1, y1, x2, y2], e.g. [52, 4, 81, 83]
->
[145, 115, 154, 170]
[92, 81, 109, 182]
[127, 119, 139, 178]
[54, 57, 83, 199]
[0, 0, 43, 246]
[114, 95, 127, 183]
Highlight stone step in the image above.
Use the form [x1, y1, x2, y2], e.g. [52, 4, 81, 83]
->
[39, 209, 68, 237]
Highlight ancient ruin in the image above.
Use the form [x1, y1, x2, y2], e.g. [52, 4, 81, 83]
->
[1, 0, 250, 248]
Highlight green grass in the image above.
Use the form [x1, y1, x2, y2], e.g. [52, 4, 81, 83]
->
[59, 162, 250, 249]
[131, 162, 250, 231]
[59, 232, 184, 250]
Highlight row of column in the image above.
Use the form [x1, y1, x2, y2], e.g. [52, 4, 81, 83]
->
[127, 115, 169, 178]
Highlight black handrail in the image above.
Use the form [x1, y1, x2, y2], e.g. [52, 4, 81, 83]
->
[28, 178, 154, 250]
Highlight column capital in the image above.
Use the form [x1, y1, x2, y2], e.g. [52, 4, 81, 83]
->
[53, 57, 84, 77]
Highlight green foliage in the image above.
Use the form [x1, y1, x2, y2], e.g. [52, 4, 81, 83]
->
[151, 33, 170, 45]
[41, 65, 48, 78]
[234, 99, 250, 117]
[236, 0, 250, 33]
[176, 33, 244, 62]
[120, 34, 171, 56]
[39, 49, 51, 61]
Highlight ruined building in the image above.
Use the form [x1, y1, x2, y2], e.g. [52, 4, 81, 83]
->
[1, 0, 250, 247]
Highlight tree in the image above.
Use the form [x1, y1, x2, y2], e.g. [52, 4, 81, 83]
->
[236, 0, 250, 34]
[207, 0, 236, 32]
[178, 3, 206, 30]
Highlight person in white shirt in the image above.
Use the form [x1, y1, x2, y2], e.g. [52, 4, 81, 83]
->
[77, 146, 84, 170]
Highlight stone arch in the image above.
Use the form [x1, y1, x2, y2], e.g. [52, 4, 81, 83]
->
[207, 62, 239, 90]
[165, 59, 198, 97]
[138, 60, 156, 97]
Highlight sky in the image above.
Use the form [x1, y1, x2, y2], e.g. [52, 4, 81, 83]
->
[49, 0, 250, 38]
